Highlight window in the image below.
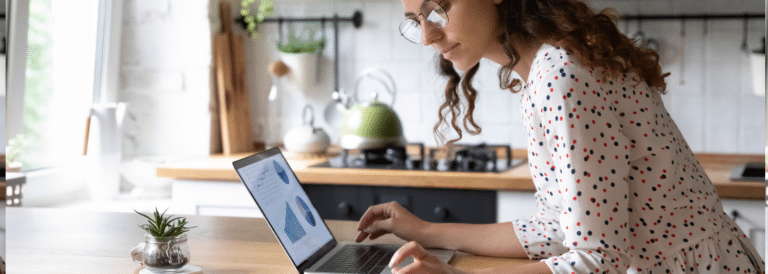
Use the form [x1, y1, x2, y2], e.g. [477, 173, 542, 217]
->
[14, 0, 100, 170]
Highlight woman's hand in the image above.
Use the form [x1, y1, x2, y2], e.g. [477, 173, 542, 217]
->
[355, 201, 429, 243]
[388, 241, 466, 274]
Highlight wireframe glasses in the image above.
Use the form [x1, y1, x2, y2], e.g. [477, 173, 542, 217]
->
[398, 0, 448, 44]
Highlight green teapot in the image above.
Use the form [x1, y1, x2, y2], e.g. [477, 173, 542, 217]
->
[339, 68, 406, 150]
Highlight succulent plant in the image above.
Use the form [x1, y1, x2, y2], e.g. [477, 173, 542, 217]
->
[134, 208, 196, 240]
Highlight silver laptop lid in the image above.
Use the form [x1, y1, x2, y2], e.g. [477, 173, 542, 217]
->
[233, 147, 337, 273]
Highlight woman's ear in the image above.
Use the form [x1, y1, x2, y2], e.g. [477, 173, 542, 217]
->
[493, 0, 503, 4]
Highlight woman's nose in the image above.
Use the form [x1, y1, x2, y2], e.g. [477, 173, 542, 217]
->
[420, 19, 443, 45]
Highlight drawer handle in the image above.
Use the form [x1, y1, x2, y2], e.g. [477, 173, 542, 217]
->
[433, 206, 449, 220]
[338, 201, 353, 217]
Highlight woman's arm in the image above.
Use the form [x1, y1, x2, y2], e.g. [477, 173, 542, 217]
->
[418, 222, 528, 259]
[470, 262, 552, 274]
[356, 202, 529, 259]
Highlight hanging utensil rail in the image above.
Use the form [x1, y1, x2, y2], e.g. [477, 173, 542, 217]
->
[235, 11, 363, 95]
[620, 13, 763, 21]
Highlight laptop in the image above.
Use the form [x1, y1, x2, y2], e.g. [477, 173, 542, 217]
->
[233, 147, 455, 274]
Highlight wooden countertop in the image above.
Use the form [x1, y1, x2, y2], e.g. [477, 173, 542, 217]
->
[156, 149, 765, 200]
[7, 208, 532, 273]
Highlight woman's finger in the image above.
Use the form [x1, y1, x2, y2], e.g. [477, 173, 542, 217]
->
[392, 260, 435, 274]
[358, 218, 394, 241]
[356, 203, 394, 231]
[354, 231, 370, 243]
[388, 241, 432, 269]
[391, 258, 427, 274]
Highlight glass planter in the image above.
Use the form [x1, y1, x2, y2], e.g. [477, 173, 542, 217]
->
[132, 233, 190, 272]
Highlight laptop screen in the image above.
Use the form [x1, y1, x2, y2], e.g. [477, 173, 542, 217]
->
[234, 148, 335, 268]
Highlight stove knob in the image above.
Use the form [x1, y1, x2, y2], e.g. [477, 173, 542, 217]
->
[428, 161, 438, 171]
[433, 206, 450, 221]
[463, 161, 478, 171]
[448, 160, 459, 171]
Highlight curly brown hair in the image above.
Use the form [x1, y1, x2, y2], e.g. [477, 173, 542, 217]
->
[433, 0, 670, 146]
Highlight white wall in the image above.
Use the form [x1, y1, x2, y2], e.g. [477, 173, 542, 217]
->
[117, 0, 765, 155]
[118, 0, 212, 158]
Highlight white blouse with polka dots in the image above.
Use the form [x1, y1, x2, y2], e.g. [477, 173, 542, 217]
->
[512, 43, 765, 274]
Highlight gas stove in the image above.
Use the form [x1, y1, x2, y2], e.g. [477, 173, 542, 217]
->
[311, 143, 523, 172]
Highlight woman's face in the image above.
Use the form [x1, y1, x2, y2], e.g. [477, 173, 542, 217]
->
[400, 0, 503, 71]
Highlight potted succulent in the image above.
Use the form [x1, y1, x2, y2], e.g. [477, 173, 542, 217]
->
[132, 208, 197, 272]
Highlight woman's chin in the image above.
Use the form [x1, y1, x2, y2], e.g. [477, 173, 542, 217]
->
[453, 60, 479, 72]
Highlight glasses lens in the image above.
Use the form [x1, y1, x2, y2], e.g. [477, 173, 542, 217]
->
[399, 0, 448, 44]
[426, 9, 447, 28]
[423, 1, 448, 28]
[399, 18, 422, 44]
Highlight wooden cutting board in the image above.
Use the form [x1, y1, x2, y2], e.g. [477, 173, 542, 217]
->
[213, 1, 254, 155]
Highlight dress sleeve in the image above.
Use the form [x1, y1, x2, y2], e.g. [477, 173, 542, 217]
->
[530, 62, 633, 273]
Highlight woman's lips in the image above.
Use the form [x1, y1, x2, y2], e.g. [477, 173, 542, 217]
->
[442, 44, 459, 59]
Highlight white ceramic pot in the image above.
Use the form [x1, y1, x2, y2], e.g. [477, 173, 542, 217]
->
[280, 52, 319, 92]
[284, 105, 330, 154]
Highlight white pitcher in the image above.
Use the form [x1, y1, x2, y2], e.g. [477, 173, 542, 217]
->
[84, 102, 127, 201]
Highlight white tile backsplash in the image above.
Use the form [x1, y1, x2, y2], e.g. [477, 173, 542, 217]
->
[119, 0, 766, 155]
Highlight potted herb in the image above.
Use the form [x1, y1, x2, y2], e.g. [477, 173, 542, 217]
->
[131, 208, 197, 272]
[238, 0, 275, 40]
[278, 25, 326, 91]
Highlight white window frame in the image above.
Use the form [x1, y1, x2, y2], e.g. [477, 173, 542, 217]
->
[6, 0, 124, 206]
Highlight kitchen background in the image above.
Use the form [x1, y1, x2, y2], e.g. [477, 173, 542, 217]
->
[117, 0, 766, 160]
[4, 0, 763, 261]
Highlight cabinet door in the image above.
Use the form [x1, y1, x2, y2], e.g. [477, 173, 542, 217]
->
[302, 184, 373, 221]
[405, 188, 496, 224]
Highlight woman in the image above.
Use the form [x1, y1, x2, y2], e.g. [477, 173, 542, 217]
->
[354, 0, 766, 273]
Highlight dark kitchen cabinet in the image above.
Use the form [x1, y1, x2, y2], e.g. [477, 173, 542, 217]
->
[302, 184, 497, 224]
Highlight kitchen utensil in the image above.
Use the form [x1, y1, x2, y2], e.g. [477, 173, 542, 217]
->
[340, 68, 405, 150]
[214, 2, 254, 155]
[323, 88, 352, 129]
[749, 37, 765, 96]
[284, 104, 331, 154]
[633, 17, 659, 52]
[267, 60, 289, 101]
[679, 18, 685, 85]
[352, 67, 397, 104]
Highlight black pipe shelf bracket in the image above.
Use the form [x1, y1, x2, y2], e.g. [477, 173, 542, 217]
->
[234, 10, 363, 94]
[619, 13, 764, 21]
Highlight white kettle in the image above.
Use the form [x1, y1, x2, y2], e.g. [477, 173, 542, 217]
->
[284, 105, 330, 154]
[84, 102, 127, 201]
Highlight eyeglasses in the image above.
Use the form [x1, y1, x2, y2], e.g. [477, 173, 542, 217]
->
[398, 0, 448, 44]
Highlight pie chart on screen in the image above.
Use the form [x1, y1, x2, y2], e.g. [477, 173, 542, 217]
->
[273, 160, 289, 184]
[296, 196, 316, 227]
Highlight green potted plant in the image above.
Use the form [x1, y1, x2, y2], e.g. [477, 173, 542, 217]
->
[131, 208, 197, 272]
[238, 0, 275, 40]
[6, 134, 28, 172]
[278, 25, 326, 91]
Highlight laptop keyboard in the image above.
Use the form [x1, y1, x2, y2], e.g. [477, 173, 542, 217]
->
[316, 244, 400, 274]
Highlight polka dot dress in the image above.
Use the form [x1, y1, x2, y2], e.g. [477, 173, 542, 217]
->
[512, 43, 765, 274]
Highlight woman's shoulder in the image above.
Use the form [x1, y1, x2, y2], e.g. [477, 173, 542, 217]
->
[527, 43, 642, 93]
[526, 44, 593, 92]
